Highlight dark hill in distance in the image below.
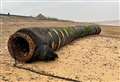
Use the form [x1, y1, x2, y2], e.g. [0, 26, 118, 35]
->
[0, 13, 73, 22]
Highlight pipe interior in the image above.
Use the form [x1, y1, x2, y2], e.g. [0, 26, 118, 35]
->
[11, 37, 29, 57]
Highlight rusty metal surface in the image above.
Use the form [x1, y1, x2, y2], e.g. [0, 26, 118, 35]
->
[8, 24, 101, 62]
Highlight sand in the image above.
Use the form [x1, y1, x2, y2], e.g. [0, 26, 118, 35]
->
[0, 17, 120, 82]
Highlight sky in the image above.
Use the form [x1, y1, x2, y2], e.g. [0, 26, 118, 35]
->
[0, 0, 120, 22]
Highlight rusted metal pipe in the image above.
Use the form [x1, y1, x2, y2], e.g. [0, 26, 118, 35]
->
[8, 24, 101, 62]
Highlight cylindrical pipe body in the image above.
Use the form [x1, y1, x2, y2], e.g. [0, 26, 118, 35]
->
[8, 24, 101, 62]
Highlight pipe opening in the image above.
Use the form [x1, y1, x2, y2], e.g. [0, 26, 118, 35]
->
[8, 32, 36, 62]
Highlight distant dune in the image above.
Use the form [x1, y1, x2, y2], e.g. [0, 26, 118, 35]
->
[96, 20, 120, 26]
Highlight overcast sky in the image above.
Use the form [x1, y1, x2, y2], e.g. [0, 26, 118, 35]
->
[0, 0, 119, 22]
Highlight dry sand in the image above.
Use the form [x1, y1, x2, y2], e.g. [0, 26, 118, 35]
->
[0, 17, 120, 82]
